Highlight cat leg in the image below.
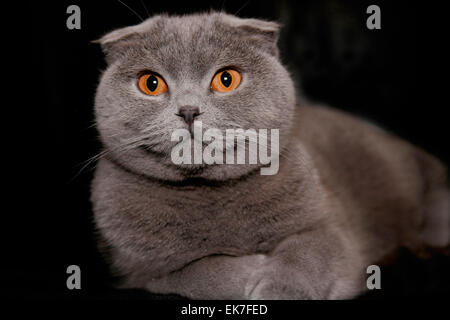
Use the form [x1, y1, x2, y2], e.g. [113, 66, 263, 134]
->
[421, 187, 450, 248]
[245, 229, 366, 300]
[414, 149, 450, 250]
[146, 229, 366, 300]
[146, 253, 267, 299]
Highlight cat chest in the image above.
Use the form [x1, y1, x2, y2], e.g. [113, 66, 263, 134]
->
[116, 189, 302, 259]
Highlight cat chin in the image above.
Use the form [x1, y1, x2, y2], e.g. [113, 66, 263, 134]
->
[178, 163, 262, 181]
[111, 153, 262, 183]
[149, 163, 262, 183]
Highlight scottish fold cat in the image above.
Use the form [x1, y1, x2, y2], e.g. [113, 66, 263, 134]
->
[91, 12, 449, 299]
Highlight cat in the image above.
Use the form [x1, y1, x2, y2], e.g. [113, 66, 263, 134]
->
[91, 12, 449, 299]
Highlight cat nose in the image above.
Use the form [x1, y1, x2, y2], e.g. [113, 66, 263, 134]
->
[175, 106, 202, 125]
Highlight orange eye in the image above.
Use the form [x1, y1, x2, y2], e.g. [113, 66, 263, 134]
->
[138, 73, 168, 96]
[211, 69, 242, 92]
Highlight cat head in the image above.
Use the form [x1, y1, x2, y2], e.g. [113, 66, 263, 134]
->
[94, 12, 296, 182]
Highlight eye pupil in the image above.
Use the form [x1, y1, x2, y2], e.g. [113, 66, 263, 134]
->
[147, 75, 158, 92]
[221, 71, 232, 87]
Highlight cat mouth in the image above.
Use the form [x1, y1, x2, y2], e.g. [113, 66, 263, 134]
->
[138, 141, 247, 165]
[138, 144, 211, 169]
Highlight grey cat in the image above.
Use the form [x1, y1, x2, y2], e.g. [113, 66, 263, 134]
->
[91, 12, 449, 299]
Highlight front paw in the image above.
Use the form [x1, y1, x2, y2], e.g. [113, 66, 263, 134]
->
[245, 269, 314, 300]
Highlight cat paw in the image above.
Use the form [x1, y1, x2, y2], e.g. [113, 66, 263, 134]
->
[245, 269, 314, 300]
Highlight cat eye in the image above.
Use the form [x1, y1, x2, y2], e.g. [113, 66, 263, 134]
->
[211, 69, 242, 93]
[138, 73, 168, 96]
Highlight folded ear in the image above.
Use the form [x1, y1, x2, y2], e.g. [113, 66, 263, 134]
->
[92, 25, 139, 64]
[92, 18, 159, 64]
[221, 15, 282, 57]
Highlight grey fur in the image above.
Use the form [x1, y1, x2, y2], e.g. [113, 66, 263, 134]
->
[91, 12, 450, 299]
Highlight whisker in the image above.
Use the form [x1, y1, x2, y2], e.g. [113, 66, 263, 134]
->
[117, 0, 144, 22]
[139, 0, 151, 18]
[68, 149, 111, 184]
[234, 0, 251, 16]
[69, 132, 158, 183]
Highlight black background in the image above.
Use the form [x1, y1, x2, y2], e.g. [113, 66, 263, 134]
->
[5, 0, 448, 301]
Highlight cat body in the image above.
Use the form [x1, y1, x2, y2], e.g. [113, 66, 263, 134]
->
[91, 12, 449, 299]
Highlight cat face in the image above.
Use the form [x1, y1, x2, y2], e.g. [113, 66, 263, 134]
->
[94, 12, 296, 181]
